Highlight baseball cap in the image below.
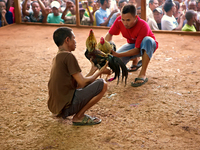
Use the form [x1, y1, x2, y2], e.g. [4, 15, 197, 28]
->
[153, 7, 163, 14]
[79, 3, 85, 11]
[51, 1, 60, 9]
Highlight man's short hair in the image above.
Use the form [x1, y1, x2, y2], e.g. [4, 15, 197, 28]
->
[31, 1, 39, 6]
[163, 0, 175, 12]
[122, 4, 137, 17]
[118, 0, 127, 7]
[100, 0, 108, 5]
[53, 27, 73, 47]
[185, 10, 196, 21]
[0, 0, 6, 4]
[149, 0, 154, 4]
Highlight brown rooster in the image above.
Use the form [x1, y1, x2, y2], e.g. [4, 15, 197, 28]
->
[85, 29, 128, 85]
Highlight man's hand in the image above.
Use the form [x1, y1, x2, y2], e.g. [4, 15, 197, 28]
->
[111, 49, 119, 57]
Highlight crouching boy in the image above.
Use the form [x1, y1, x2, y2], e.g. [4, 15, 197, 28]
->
[48, 27, 108, 125]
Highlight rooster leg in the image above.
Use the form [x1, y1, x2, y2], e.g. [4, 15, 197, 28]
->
[100, 68, 112, 81]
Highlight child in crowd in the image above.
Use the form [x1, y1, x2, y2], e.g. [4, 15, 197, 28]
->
[182, 10, 197, 31]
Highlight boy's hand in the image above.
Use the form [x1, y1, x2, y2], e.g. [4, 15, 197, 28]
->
[89, 58, 98, 72]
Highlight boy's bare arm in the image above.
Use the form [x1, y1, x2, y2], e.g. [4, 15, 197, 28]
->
[73, 61, 108, 88]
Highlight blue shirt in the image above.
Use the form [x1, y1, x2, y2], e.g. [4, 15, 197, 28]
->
[95, 7, 111, 27]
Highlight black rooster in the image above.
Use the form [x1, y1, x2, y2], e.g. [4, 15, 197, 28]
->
[84, 29, 128, 85]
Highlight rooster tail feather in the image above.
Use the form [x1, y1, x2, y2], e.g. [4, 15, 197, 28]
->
[112, 56, 128, 86]
[108, 55, 121, 84]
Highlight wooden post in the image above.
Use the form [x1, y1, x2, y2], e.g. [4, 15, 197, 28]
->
[141, 0, 146, 21]
[76, 1, 80, 26]
[14, 0, 21, 23]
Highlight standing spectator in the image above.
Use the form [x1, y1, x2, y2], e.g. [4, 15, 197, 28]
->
[149, 0, 159, 12]
[188, 0, 197, 11]
[161, 0, 185, 30]
[62, 1, 94, 25]
[174, 1, 180, 20]
[158, 0, 164, 6]
[108, 0, 127, 27]
[0, 0, 13, 27]
[95, 0, 118, 27]
[6, 0, 15, 23]
[153, 7, 163, 29]
[182, 10, 197, 31]
[22, 0, 46, 23]
[45, 1, 64, 24]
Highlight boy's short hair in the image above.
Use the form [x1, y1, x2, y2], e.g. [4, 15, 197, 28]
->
[163, 0, 175, 12]
[122, 4, 137, 17]
[53, 27, 73, 47]
[185, 10, 196, 21]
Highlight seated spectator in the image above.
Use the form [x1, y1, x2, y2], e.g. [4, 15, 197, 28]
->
[153, 7, 163, 30]
[22, 0, 46, 23]
[0, 0, 13, 27]
[95, 0, 118, 27]
[182, 10, 197, 31]
[108, 0, 127, 27]
[62, 1, 94, 25]
[46, 1, 64, 24]
[161, 0, 185, 30]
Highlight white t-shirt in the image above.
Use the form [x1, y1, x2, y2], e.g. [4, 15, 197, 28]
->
[161, 15, 178, 30]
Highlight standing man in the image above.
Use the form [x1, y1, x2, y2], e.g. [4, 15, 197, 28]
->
[95, 0, 118, 27]
[45, 1, 64, 24]
[105, 4, 158, 87]
[149, 0, 159, 12]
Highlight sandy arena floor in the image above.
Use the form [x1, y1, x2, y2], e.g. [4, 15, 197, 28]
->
[0, 24, 200, 149]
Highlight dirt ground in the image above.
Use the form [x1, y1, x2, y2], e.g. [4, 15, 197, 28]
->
[0, 24, 200, 150]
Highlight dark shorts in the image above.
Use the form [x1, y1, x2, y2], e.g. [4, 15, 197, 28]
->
[61, 78, 104, 118]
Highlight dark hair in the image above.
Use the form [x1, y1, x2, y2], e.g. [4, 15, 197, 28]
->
[122, 4, 137, 16]
[185, 10, 196, 21]
[149, 0, 154, 4]
[31, 1, 38, 6]
[174, 1, 180, 10]
[100, 0, 108, 5]
[53, 27, 73, 47]
[163, 0, 175, 12]
[0, 0, 6, 5]
[118, 0, 127, 7]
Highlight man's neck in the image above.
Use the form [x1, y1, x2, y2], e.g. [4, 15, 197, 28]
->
[166, 10, 173, 17]
[101, 4, 107, 10]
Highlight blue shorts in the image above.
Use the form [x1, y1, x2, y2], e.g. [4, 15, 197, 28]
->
[117, 36, 157, 65]
[60, 79, 104, 118]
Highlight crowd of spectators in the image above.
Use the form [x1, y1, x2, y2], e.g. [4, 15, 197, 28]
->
[0, 0, 200, 31]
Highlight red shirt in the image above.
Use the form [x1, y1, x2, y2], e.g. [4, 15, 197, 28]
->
[109, 16, 158, 50]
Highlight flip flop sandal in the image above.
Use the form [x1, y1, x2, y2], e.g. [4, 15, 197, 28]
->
[127, 60, 142, 72]
[73, 114, 101, 126]
[131, 77, 148, 87]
